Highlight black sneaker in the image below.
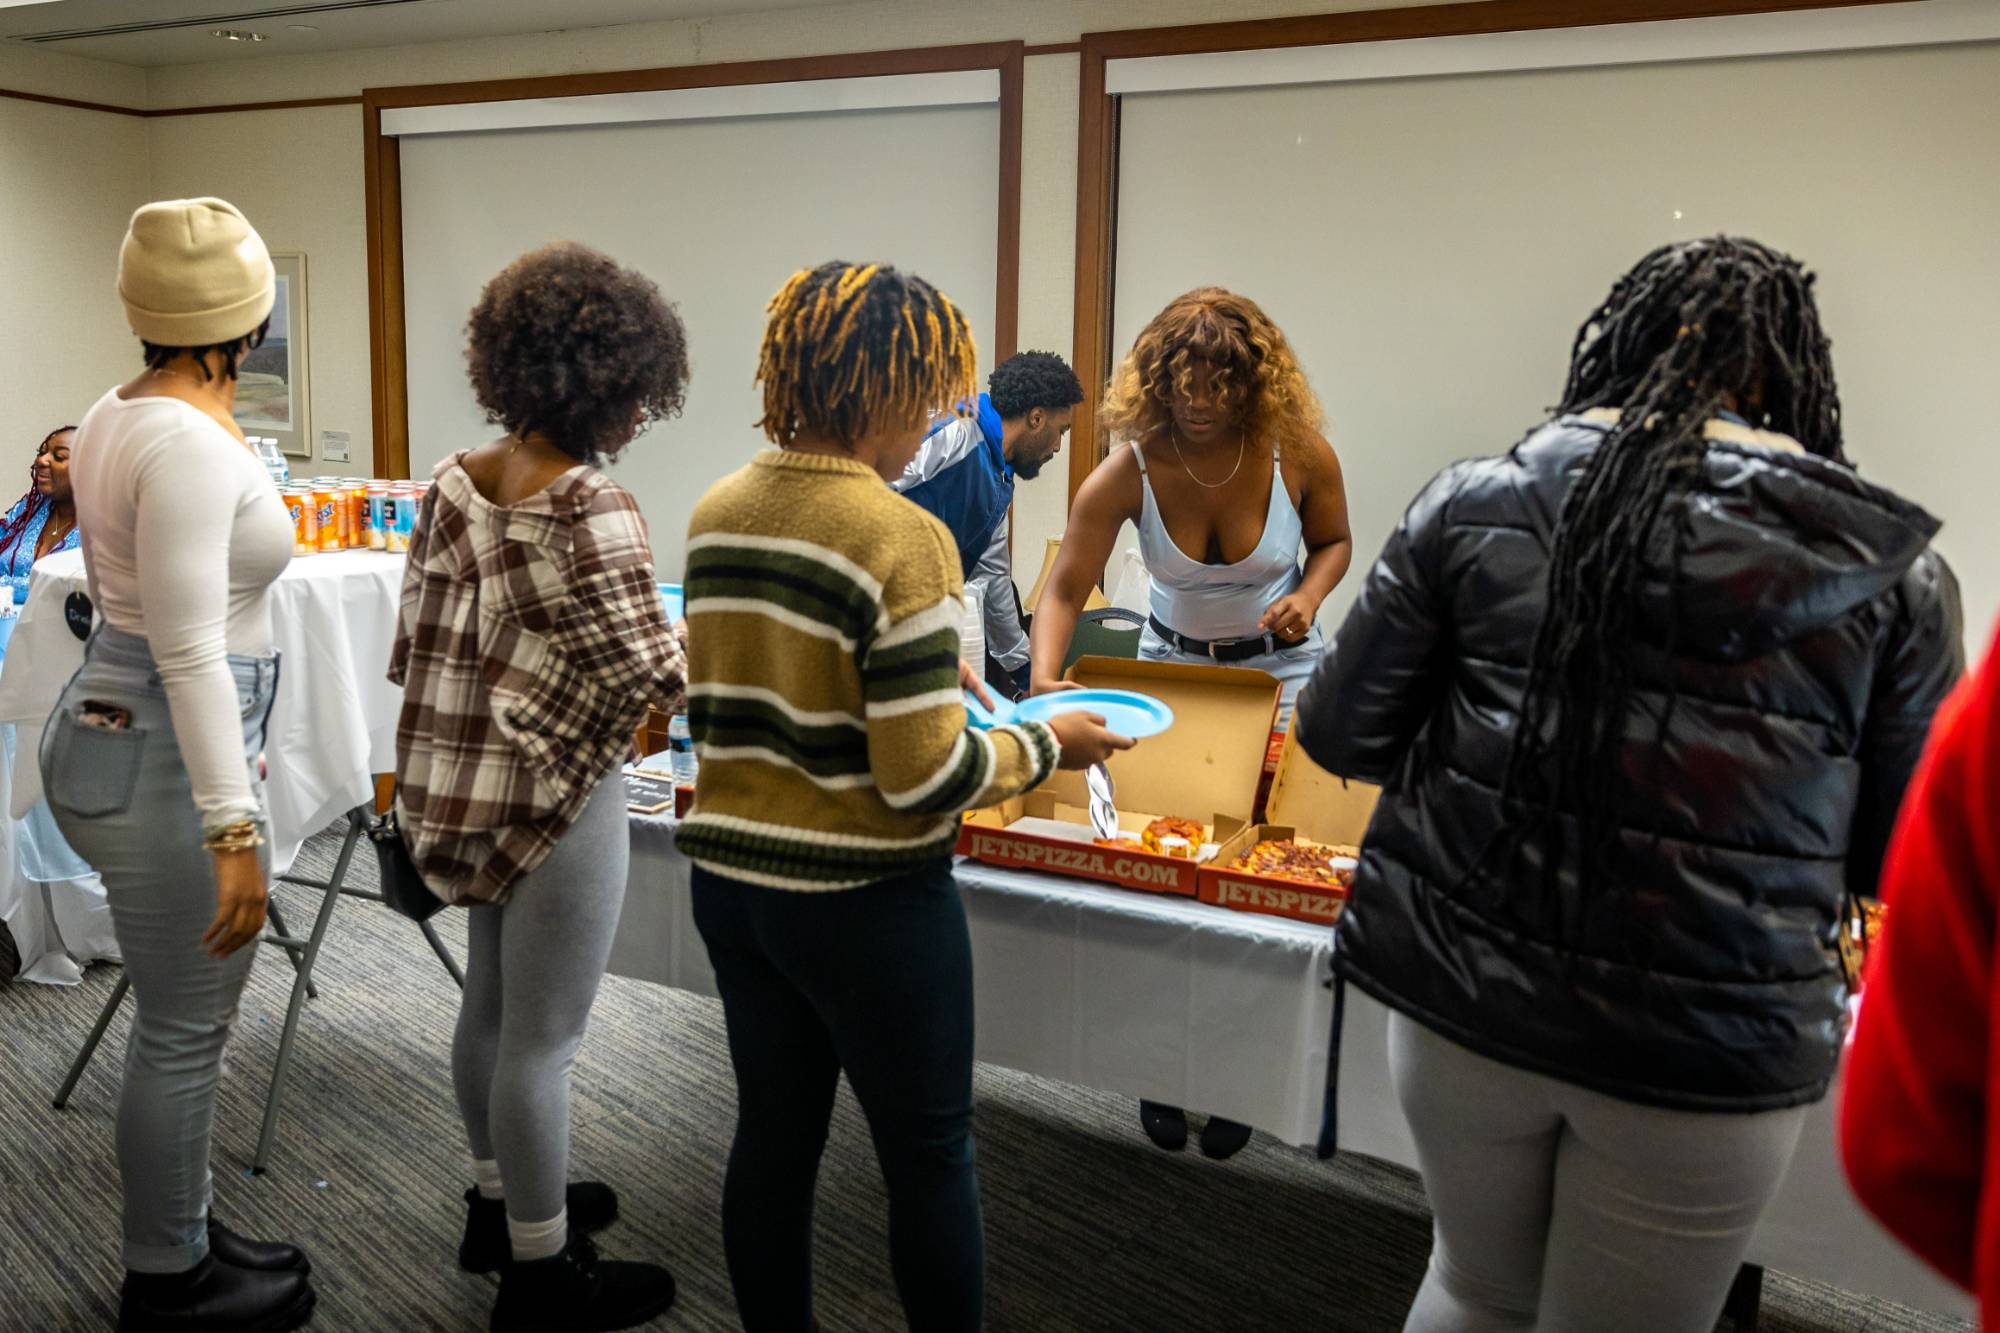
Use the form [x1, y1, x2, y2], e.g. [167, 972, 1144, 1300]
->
[119, 1255, 315, 1333]
[1139, 1101, 1189, 1151]
[209, 1215, 312, 1276]
[1199, 1116, 1254, 1160]
[490, 1234, 675, 1333]
[460, 1183, 620, 1273]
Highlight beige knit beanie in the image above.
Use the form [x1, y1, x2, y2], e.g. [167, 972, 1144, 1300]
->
[117, 197, 275, 347]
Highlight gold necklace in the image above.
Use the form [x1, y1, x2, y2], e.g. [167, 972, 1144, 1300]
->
[1170, 427, 1247, 489]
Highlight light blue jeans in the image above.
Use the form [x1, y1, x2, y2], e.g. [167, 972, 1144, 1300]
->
[42, 626, 278, 1273]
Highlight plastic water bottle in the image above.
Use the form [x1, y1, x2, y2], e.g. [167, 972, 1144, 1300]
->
[667, 715, 699, 785]
[254, 436, 289, 487]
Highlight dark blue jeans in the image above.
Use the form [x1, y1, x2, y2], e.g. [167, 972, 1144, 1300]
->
[692, 860, 982, 1333]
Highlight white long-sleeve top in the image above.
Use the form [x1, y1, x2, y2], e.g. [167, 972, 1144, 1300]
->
[71, 389, 292, 832]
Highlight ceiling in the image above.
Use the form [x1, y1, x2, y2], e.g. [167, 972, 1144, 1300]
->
[0, 0, 858, 67]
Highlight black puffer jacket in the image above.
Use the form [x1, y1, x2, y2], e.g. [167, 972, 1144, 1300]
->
[1297, 415, 1962, 1112]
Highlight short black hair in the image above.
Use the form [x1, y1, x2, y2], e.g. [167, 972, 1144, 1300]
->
[142, 317, 272, 383]
[987, 350, 1082, 421]
[467, 241, 690, 462]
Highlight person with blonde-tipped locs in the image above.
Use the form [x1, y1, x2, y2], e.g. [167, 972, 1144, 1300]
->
[681, 260, 1132, 1333]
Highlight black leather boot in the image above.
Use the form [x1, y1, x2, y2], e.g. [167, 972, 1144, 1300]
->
[209, 1215, 312, 1276]
[459, 1182, 620, 1273]
[1139, 1100, 1189, 1151]
[118, 1255, 315, 1333]
[1199, 1115, 1254, 1160]
[489, 1233, 675, 1333]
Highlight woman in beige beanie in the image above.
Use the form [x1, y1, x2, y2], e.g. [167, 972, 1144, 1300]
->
[41, 198, 317, 1333]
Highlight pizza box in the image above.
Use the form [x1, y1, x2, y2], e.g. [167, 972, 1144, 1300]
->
[1199, 714, 1381, 925]
[957, 655, 1280, 896]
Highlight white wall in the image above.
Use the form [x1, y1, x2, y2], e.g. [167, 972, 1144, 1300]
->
[125, 0, 1411, 586]
[1113, 40, 2000, 637]
[0, 88, 149, 461]
[147, 107, 372, 468]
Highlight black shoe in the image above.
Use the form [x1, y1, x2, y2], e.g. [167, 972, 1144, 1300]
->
[1139, 1100, 1189, 1152]
[209, 1215, 312, 1276]
[460, 1183, 621, 1274]
[119, 1255, 315, 1333]
[1199, 1116, 1254, 1160]
[490, 1233, 675, 1333]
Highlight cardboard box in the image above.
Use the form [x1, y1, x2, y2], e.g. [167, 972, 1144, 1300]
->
[955, 655, 1281, 897]
[1199, 718, 1381, 925]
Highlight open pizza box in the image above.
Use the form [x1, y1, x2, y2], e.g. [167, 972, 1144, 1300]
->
[955, 655, 1281, 897]
[1197, 716, 1381, 925]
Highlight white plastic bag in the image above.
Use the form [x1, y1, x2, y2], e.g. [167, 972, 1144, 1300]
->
[1107, 546, 1152, 613]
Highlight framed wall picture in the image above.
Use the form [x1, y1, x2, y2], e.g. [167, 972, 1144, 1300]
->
[235, 252, 312, 458]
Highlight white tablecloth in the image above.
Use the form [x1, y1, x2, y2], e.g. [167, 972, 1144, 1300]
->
[0, 548, 404, 876]
[618, 811, 1971, 1319]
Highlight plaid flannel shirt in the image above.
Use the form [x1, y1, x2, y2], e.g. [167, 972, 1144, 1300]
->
[389, 453, 686, 904]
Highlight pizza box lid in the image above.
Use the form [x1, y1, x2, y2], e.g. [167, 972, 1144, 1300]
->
[1264, 711, 1380, 847]
[1034, 655, 1281, 826]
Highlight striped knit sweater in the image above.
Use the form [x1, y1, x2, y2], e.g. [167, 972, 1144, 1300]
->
[679, 448, 1058, 890]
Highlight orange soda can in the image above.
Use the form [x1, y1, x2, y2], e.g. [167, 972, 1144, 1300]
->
[283, 488, 317, 555]
[313, 486, 344, 552]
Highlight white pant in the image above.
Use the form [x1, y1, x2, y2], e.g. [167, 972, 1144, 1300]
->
[1388, 1011, 1809, 1333]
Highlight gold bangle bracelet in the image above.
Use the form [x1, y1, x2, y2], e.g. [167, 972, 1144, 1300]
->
[203, 820, 266, 854]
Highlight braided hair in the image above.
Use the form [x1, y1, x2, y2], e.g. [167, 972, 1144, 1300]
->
[756, 261, 978, 448]
[0, 426, 75, 563]
[1497, 237, 1843, 894]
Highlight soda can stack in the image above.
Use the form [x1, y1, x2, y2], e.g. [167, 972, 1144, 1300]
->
[282, 474, 425, 555]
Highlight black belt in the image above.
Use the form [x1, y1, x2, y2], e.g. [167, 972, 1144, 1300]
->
[1148, 616, 1281, 663]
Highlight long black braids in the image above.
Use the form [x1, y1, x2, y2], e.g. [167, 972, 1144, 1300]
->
[1495, 237, 1843, 898]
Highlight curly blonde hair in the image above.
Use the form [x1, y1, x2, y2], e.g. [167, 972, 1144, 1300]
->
[1100, 287, 1323, 455]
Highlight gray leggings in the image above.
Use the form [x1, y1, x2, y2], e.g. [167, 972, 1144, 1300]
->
[451, 770, 628, 1224]
[1388, 1011, 1809, 1333]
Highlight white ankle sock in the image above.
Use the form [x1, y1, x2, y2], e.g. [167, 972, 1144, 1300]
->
[508, 1209, 567, 1262]
[473, 1158, 504, 1201]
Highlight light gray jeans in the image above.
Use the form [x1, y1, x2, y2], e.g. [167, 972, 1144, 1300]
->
[43, 627, 278, 1274]
[1388, 1011, 1809, 1333]
[451, 769, 628, 1229]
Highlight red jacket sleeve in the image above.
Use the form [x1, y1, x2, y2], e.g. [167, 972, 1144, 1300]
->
[1840, 624, 2000, 1294]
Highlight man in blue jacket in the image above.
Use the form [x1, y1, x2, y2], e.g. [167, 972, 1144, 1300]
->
[897, 351, 1083, 697]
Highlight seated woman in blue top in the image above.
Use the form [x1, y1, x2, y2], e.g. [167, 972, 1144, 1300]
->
[0, 426, 82, 603]
[0, 425, 92, 982]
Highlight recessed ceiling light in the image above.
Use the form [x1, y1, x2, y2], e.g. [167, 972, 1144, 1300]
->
[210, 28, 267, 42]
[287, 24, 319, 34]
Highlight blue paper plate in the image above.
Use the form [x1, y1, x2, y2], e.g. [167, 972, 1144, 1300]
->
[968, 688, 1173, 739]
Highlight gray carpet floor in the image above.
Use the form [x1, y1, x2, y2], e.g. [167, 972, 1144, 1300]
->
[0, 829, 1971, 1333]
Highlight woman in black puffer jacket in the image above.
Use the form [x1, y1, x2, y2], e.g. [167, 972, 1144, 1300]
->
[1296, 237, 1961, 1333]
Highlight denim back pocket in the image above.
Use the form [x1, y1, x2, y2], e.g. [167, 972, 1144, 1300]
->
[42, 709, 146, 819]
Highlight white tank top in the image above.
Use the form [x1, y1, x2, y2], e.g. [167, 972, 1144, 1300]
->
[1131, 440, 1305, 641]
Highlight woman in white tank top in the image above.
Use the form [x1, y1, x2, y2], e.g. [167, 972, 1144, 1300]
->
[1027, 287, 1354, 1159]
[1028, 288, 1353, 729]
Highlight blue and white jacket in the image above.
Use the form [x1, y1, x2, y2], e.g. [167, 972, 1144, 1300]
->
[894, 393, 1028, 683]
